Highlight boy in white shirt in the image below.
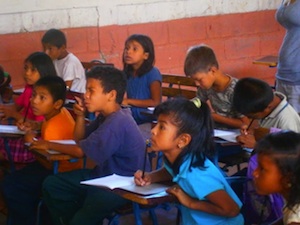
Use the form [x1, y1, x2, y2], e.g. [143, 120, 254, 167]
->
[42, 28, 86, 93]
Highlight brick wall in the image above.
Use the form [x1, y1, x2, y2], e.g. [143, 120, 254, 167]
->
[0, 10, 284, 88]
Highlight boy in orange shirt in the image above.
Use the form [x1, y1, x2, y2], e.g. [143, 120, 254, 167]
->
[2, 76, 75, 225]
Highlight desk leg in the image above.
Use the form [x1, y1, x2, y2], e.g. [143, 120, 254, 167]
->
[3, 137, 15, 172]
[132, 202, 143, 225]
[53, 161, 59, 174]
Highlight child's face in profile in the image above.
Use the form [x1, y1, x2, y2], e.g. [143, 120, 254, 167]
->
[24, 62, 40, 85]
[123, 40, 149, 69]
[253, 154, 286, 196]
[151, 114, 183, 162]
[191, 71, 215, 90]
[43, 43, 65, 60]
[30, 86, 59, 120]
[84, 78, 111, 114]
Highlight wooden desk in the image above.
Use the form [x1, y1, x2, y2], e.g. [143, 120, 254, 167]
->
[31, 148, 85, 174]
[112, 187, 177, 225]
[0, 125, 25, 171]
[253, 55, 278, 67]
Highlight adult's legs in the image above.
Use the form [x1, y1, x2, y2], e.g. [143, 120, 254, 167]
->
[1, 161, 51, 225]
[276, 80, 300, 113]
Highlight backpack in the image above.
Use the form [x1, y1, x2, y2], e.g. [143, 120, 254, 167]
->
[243, 154, 284, 225]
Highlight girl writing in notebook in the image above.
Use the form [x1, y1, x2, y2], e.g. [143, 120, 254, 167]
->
[253, 131, 300, 225]
[134, 97, 243, 224]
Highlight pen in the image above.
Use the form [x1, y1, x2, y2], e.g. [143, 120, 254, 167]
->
[142, 139, 151, 179]
[246, 119, 255, 133]
[23, 103, 30, 123]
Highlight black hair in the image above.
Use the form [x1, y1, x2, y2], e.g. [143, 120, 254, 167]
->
[41, 29, 67, 48]
[86, 66, 127, 104]
[184, 44, 219, 77]
[24, 52, 57, 78]
[34, 76, 66, 103]
[233, 77, 273, 114]
[0, 66, 4, 84]
[123, 34, 155, 77]
[255, 131, 300, 210]
[154, 97, 215, 174]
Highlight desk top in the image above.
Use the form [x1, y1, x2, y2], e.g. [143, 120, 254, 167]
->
[31, 148, 74, 161]
[253, 55, 278, 67]
[114, 188, 176, 206]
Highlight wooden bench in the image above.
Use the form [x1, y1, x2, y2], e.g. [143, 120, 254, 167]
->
[161, 74, 197, 100]
[81, 60, 114, 72]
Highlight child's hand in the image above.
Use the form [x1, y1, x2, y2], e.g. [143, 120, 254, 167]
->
[134, 170, 151, 186]
[167, 185, 193, 207]
[0, 104, 16, 120]
[29, 139, 49, 151]
[122, 98, 129, 106]
[17, 119, 33, 132]
[73, 96, 85, 117]
[236, 133, 256, 148]
[23, 132, 37, 144]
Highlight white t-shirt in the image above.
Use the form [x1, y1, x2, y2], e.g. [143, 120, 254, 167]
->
[53, 53, 86, 93]
[283, 203, 300, 224]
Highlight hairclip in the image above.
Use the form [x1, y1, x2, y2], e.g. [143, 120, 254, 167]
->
[191, 97, 201, 108]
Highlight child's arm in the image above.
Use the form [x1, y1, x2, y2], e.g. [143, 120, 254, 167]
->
[123, 81, 161, 107]
[73, 96, 86, 141]
[0, 103, 23, 121]
[134, 167, 172, 186]
[167, 187, 240, 217]
[29, 140, 84, 158]
[211, 113, 250, 129]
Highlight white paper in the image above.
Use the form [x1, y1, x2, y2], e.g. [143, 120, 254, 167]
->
[0, 125, 25, 135]
[81, 174, 134, 189]
[49, 140, 76, 145]
[80, 174, 169, 195]
[214, 129, 239, 143]
[46, 140, 76, 154]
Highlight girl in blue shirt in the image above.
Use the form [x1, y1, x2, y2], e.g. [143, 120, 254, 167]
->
[122, 34, 162, 125]
[134, 97, 244, 225]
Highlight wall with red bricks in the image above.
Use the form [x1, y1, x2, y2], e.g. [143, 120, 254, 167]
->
[0, 10, 284, 89]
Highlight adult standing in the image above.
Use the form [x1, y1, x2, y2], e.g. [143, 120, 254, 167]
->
[275, 0, 300, 113]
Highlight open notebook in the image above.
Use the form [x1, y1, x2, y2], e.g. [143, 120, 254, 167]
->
[0, 125, 25, 135]
[81, 174, 170, 196]
[46, 140, 76, 154]
[214, 129, 240, 143]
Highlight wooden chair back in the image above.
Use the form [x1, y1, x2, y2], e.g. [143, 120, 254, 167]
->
[81, 60, 114, 72]
[161, 74, 197, 100]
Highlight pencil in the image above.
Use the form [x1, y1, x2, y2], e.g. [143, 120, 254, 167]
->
[247, 119, 255, 131]
[23, 103, 30, 123]
[142, 139, 150, 179]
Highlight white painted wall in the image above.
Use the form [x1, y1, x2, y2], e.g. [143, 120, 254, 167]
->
[0, 0, 282, 34]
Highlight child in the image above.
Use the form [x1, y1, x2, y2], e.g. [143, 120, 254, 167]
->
[0, 65, 13, 104]
[233, 77, 300, 149]
[41, 66, 146, 225]
[42, 28, 86, 93]
[0, 52, 57, 165]
[122, 34, 162, 139]
[184, 44, 249, 129]
[2, 75, 75, 225]
[134, 98, 244, 224]
[253, 131, 300, 225]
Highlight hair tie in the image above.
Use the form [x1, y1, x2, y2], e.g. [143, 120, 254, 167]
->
[191, 97, 201, 108]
